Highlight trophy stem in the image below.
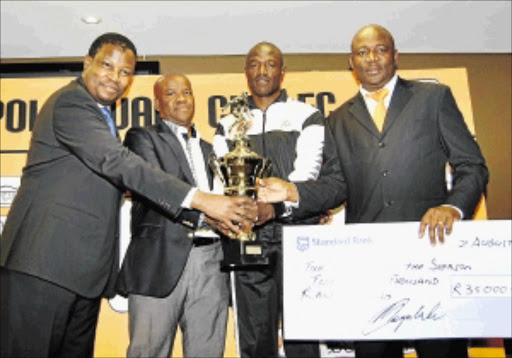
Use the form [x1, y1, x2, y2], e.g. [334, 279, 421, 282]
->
[236, 230, 256, 242]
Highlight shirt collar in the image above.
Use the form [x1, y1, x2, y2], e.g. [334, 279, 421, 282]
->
[162, 120, 198, 139]
[359, 74, 398, 97]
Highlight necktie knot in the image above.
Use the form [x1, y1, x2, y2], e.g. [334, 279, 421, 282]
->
[100, 107, 117, 137]
[181, 126, 197, 142]
[366, 88, 389, 103]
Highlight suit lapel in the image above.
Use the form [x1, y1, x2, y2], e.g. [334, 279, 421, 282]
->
[381, 77, 413, 136]
[349, 93, 381, 138]
[349, 78, 414, 138]
[76, 77, 121, 142]
[156, 122, 196, 185]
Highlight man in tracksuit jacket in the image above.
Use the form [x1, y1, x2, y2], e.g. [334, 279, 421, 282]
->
[213, 41, 325, 358]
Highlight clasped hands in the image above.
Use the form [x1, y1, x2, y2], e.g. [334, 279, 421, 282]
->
[256, 177, 462, 246]
[195, 190, 276, 238]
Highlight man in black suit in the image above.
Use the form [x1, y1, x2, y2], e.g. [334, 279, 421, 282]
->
[116, 74, 230, 357]
[258, 24, 488, 358]
[0, 33, 256, 358]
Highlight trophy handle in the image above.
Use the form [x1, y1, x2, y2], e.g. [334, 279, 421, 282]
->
[260, 159, 272, 178]
[208, 152, 227, 187]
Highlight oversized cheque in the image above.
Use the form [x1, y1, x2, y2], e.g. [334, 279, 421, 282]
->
[282, 220, 511, 340]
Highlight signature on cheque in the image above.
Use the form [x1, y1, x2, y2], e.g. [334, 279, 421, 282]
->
[362, 297, 445, 335]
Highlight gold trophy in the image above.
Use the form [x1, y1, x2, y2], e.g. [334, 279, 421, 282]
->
[209, 93, 272, 269]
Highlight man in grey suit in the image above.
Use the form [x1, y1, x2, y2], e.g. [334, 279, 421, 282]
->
[0, 33, 256, 358]
[259, 24, 488, 358]
[116, 74, 230, 357]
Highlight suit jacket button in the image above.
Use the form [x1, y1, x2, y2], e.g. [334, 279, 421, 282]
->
[381, 170, 388, 177]
[385, 200, 394, 207]
[378, 142, 385, 148]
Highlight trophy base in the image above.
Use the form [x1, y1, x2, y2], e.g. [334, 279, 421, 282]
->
[221, 239, 269, 271]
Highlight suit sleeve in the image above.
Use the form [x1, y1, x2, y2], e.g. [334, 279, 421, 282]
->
[53, 90, 192, 217]
[438, 86, 489, 218]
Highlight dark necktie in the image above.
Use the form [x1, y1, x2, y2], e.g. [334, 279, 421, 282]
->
[182, 133, 197, 185]
[182, 132, 209, 191]
[100, 107, 117, 137]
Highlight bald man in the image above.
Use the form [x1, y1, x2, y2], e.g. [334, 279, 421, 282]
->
[258, 24, 488, 358]
[116, 74, 238, 357]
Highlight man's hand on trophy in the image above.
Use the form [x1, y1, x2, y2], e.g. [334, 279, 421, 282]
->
[204, 217, 233, 237]
[192, 191, 257, 234]
[257, 178, 298, 203]
[255, 202, 276, 226]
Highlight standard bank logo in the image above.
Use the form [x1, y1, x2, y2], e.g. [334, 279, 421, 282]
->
[297, 236, 310, 252]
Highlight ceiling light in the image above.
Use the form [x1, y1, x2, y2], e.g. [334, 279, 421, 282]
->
[81, 16, 102, 25]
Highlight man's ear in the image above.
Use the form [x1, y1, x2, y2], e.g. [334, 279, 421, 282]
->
[280, 66, 286, 82]
[83, 55, 93, 71]
[154, 97, 160, 112]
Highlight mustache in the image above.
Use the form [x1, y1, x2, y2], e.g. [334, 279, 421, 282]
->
[103, 81, 121, 92]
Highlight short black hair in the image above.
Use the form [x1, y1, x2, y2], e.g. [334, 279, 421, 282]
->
[87, 32, 137, 58]
[246, 41, 284, 68]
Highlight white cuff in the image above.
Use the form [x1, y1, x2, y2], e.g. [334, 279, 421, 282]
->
[182, 188, 198, 209]
[441, 204, 464, 219]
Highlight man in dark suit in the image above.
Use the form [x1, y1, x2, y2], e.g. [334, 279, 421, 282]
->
[116, 74, 230, 357]
[0, 33, 256, 358]
[258, 24, 488, 358]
